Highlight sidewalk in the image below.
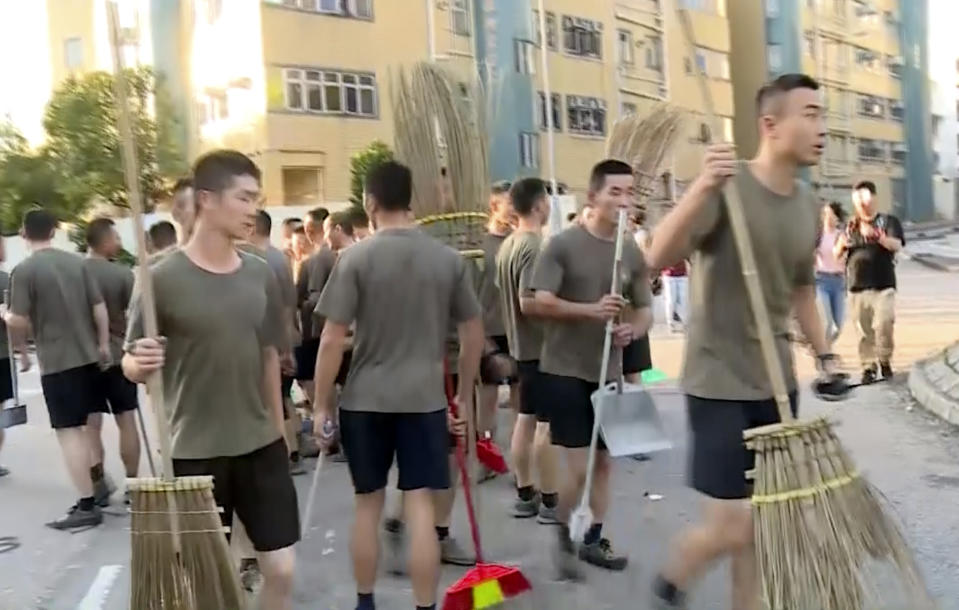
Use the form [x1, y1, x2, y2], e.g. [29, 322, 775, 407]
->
[909, 342, 959, 426]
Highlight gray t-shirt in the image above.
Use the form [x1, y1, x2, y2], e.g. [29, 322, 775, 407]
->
[478, 232, 508, 337]
[530, 224, 651, 383]
[238, 242, 297, 349]
[682, 166, 818, 401]
[496, 230, 544, 362]
[125, 250, 285, 459]
[0, 270, 8, 357]
[316, 226, 481, 414]
[10, 248, 102, 375]
[84, 257, 134, 364]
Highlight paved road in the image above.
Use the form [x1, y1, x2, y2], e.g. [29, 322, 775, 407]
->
[2, 260, 958, 609]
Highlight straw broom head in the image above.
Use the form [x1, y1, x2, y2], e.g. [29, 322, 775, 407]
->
[605, 104, 684, 205]
[392, 61, 490, 253]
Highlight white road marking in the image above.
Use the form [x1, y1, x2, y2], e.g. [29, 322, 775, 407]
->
[76, 564, 122, 610]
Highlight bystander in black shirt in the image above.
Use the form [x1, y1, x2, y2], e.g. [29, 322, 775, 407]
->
[844, 213, 904, 292]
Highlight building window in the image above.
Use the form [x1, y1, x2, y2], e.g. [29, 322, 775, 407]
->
[532, 10, 558, 50]
[450, 0, 470, 36]
[199, 91, 229, 125]
[538, 92, 562, 131]
[767, 44, 783, 73]
[519, 132, 539, 168]
[804, 33, 816, 58]
[64, 37, 84, 71]
[617, 30, 634, 65]
[887, 54, 903, 78]
[646, 36, 663, 71]
[679, 0, 725, 16]
[890, 142, 906, 164]
[685, 47, 727, 79]
[854, 46, 881, 72]
[857, 94, 884, 119]
[567, 95, 607, 136]
[283, 68, 377, 117]
[515, 40, 536, 75]
[283, 167, 324, 205]
[622, 102, 637, 116]
[857, 138, 885, 162]
[277, 0, 372, 19]
[562, 16, 602, 60]
[889, 99, 904, 121]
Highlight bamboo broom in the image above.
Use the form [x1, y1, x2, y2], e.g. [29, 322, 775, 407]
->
[674, 7, 932, 609]
[105, 4, 243, 609]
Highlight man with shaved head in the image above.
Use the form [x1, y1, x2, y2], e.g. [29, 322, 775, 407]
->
[646, 74, 834, 609]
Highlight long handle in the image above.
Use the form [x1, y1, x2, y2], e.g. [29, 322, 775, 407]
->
[676, 8, 794, 423]
[106, 3, 177, 477]
[578, 209, 628, 513]
[301, 452, 326, 539]
[3, 290, 19, 408]
[444, 361, 484, 564]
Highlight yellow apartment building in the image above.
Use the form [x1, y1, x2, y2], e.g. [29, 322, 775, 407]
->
[730, 0, 909, 213]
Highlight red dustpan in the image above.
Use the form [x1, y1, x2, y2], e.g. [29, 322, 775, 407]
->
[442, 364, 531, 610]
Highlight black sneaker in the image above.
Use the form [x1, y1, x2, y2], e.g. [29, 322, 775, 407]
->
[45, 504, 103, 530]
[0, 466, 9, 477]
[579, 537, 628, 571]
[879, 361, 894, 380]
[861, 367, 878, 385]
[652, 575, 688, 609]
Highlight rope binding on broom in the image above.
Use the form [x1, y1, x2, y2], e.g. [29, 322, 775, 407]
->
[750, 472, 861, 505]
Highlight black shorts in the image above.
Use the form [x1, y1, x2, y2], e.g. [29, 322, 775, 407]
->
[173, 438, 299, 552]
[40, 363, 102, 429]
[516, 360, 549, 423]
[339, 409, 451, 494]
[294, 338, 320, 381]
[480, 335, 517, 385]
[540, 372, 605, 450]
[687, 393, 799, 500]
[93, 366, 139, 415]
[336, 350, 352, 387]
[622, 335, 652, 375]
[0, 358, 12, 403]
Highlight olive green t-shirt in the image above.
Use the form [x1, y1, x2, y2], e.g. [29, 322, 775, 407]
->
[0, 271, 9, 357]
[496, 230, 544, 362]
[84, 257, 134, 364]
[478, 232, 508, 337]
[530, 224, 652, 383]
[682, 165, 818, 401]
[238, 242, 297, 349]
[296, 248, 336, 340]
[10, 248, 103, 375]
[316, 226, 481, 414]
[125, 250, 285, 459]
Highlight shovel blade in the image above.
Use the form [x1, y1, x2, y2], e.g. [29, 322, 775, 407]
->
[568, 506, 592, 542]
[592, 383, 671, 458]
[0, 404, 26, 429]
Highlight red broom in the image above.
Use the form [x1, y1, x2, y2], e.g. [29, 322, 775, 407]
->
[442, 363, 531, 610]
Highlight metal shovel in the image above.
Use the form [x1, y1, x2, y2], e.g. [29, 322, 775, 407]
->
[1, 289, 26, 429]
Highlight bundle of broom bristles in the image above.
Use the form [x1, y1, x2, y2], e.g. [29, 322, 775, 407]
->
[605, 104, 684, 209]
[391, 62, 489, 255]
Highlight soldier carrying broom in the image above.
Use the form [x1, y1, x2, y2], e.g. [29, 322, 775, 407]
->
[645, 74, 835, 610]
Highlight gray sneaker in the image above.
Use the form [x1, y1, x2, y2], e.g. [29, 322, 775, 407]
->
[93, 478, 113, 507]
[45, 504, 103, 530]
[440, 536, 476, 566]
[289, 458, 306, 476]
[579, 538, 628, 571]
[383, 519, 407, 576]
[239, 558, 262, 593]
[651, 594, 688, 610]
[511, 495, 540, 518]
[536, 504, 561, 525]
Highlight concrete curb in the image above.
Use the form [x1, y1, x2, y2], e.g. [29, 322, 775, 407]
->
[900, 251, 959, 272]
[908, 347, 959, 427]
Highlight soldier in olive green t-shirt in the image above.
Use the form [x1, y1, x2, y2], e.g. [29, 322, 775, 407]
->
[645, 75, 833, 609]
[529, 160, 653, 575]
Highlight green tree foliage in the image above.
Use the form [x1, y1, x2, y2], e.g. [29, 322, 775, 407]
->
[0, 150, 71, 235]
[43, 67, 185, 211]
[349, 140, 393, 208]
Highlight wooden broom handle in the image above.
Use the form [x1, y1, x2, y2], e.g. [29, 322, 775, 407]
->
[676, 8, 794, 423]
[106, 3, 177, 479]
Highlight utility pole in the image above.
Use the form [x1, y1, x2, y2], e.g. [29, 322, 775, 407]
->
[536, 0, 561, 235]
